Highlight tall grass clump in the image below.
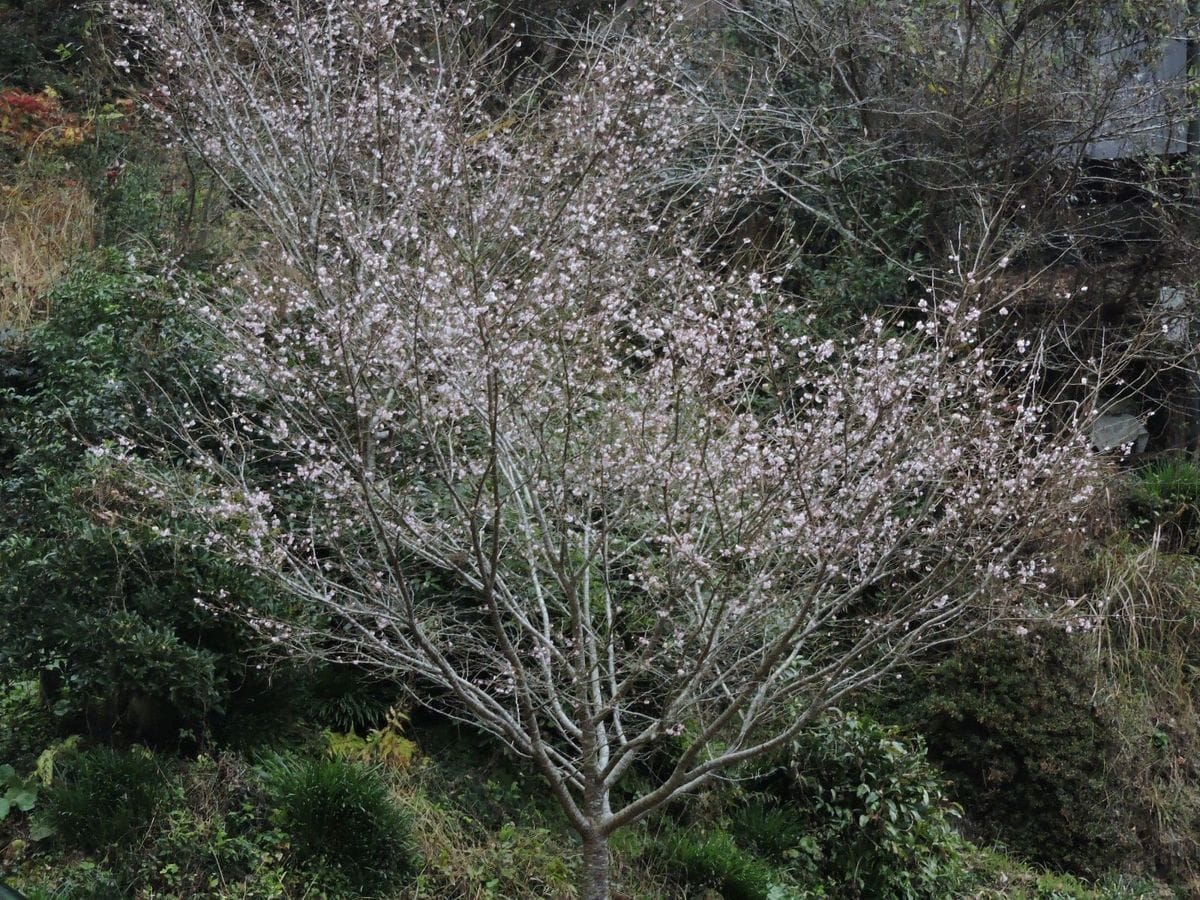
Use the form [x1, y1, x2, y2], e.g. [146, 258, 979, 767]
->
[659, 828, 783, 900]
[1130, 458, 1200, 550]
[45, 746, 168, 853]
[261, 753, 417, 894]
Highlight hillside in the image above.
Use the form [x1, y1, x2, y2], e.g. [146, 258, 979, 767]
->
[4, 2, 1200, 898]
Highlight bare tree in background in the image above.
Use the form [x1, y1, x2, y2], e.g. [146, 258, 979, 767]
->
[691, 0, 1193, 260]
[114, 1, 1107, 895]
[681, 0, 1200, 448]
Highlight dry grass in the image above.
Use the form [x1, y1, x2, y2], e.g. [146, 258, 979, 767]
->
[0, 172, 96, 329]
[388, 766, 580, 899]
[1081, 537, 1200, 891]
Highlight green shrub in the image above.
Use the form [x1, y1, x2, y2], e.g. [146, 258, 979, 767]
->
[45, 746, 168, 853]
[60, 106, 234, 261]
[729, 801, 811, 863]
[877, 628, 1130, 876]
[0, 254, 294, 743]
[0, 0, 93, 97]
[784, 714, 970, 899]
[660, 827, 783, 900]
[0, 676, 53, 768]
[17, 750, 322, 898]
[137, 753, 291, 897]
[262, 753, 417, 894]
[642, 714, 967, 898]
[483, 821, 578, 897]
[304, 663, 400, 733]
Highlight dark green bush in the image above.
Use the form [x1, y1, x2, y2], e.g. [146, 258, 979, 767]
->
[303, 664, 401, 733]
[877, 627, 1131, 876]
[15, 751, 306, 897]
[729, 801, 811, 863]
[0, 0, 92, 95]
[45, 746, 168, 853]
[0, 676, 53, 768]
[0, 254, 293, 743]
[644, 714, 967, 898]
[77, 126, 232, 261]
[262, 753, 417, 894]
[0, 253, 393, 750]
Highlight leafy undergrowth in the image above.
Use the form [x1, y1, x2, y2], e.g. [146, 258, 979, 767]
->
[2, 687, 1182, 900]
[864, 522, 1200, 898]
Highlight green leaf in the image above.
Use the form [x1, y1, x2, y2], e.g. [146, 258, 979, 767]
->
[29, 817, 56, 841]
[9, 787, 37, 811]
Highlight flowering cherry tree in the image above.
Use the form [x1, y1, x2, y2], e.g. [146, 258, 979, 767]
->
[117, 1, 1103, 895]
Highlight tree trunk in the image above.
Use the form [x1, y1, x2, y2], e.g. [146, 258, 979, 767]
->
[580, 831, 611, 900]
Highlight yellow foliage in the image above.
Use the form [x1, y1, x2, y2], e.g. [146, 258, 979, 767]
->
[325, 707, 417, 770]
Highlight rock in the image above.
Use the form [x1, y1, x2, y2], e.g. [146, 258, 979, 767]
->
[1091, 412, 1148, 453]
